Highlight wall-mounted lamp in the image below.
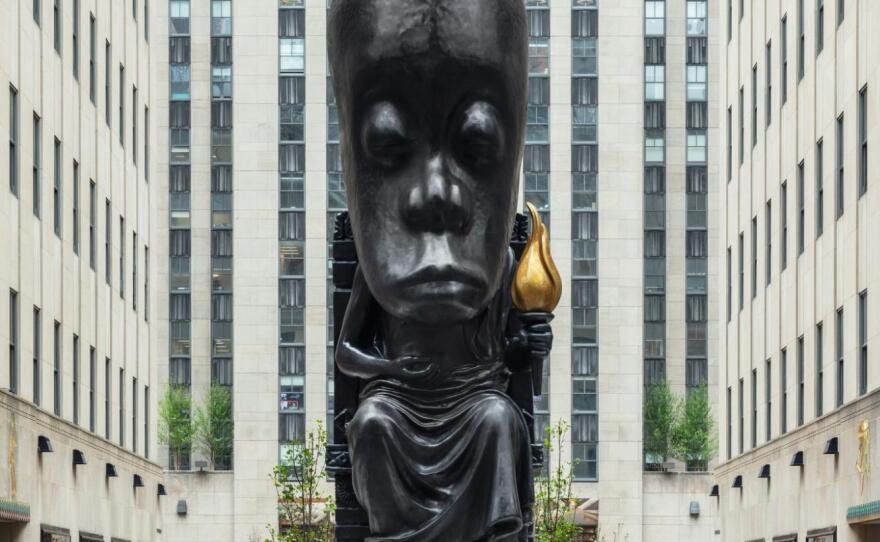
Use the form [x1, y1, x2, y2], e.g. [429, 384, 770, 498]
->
[158, 484, 168, 496]
[106, 463, 118, 478]
[709, 485, 719, 497]
[732, 475, 743, 489]
[758, 464, 771, 479]
[689, 501, 700, 518]
[133, 474, 144, 488]
[824, 437, 839, 455]
[176, 500, 187, 516]
[790, 451, 805, 467]
[37, 435, 53, 454]
[72, 449, 87, 466]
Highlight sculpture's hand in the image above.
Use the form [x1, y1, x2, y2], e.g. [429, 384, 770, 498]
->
[387, 355, 439, 382]
[518, 312, 553, 359]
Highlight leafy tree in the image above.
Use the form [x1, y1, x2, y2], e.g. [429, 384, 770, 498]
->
[158, 385, 194, 471]
[534, 420, 580, 542]
[643, 381, 680, 467]
[193, 385, 234, 471]
[671, 386, 716, 471]
[266, 421, 335, 542]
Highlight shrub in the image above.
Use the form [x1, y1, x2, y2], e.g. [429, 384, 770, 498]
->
[534, 420, 581, 542]
[193, 385, 234, 471]
[671, 386, 716, 471]
[158, 385, 194, 471]
[643, 381, 680, 466]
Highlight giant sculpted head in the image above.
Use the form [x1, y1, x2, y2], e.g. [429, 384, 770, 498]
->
[328, 0, 528, 327]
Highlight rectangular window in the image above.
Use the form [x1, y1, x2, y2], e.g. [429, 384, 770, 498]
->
[89, 347, 96, 432]
[816, 140, 824, 237]
[132, 87, 137, 164]
[738, 232, 744, 310]
[751, 217, 758, 298]
[798, 0, 805, 81]
[766, 41, 772, 126]
[816, 323, 824, 417]
[144, 385, 149, 458]
[118, 65, 124, 146]
[105, 199, 111, 284]
[727, 0, 732, 42]
[72, 161, 79, 254]
[816, 0, 824, 55]
[132, 232, 137, 309]
[132, 377, 137, 452]
[9, 86, 18, 195]
[9, 290, 18, 394]
[726, 386, 732, 459]
[119, 216, 125, 298]
[781, 181, 788, 270]
[105, 41, 111, 126]
[34, 0, 40, 24]
[838, 0, 844, 24]
[53, 321, 61, 416]
[751, 368, 758, 449]
[739, 87, 744, 165]
[105, 358, 110, 439]
[645, 65, 665, 101]
[144, 245, 149, 321]
[836, 308, 844, 407]
[727, 246, 732, 322]
[687, 65, 707, 101]
[766, 200, 772, 286]
[859, 86, 868, 196]
[53, 138, 61, 236]
[781, 15, 788, 104]
[798, 162, 805, 255]
[727, 106, 733, 182]
[765, 358, 772, 442]
[781, 348, 788, 434]
[752, 64, 757, 148]
[797, 336, 805, 426]
[89, 180, 96, 270]
[144, 106, 149, 181]
[72, 0, 79, 78]
[738, 378, 744, 454]
[860, 291, 868, 395]
[837, 114, 845, 218]
[53, 0, 61, 53]
[72, 334, 79, 424]
[33, 307, 41, 406]
[89, 15, 96, 104]
[33, 114, 41, 217]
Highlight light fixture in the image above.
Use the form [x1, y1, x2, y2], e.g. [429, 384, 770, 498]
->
[758, 464, 771, 479]
[133, 474, 144, 488]
[732, 475, 743, 489]
[689, 501, 700, 518]
[176, 500, 188, 516]
[195, 460, 208, 473]
[158, 484, 168, 496]
[790, 451, 805, 467]
[106, 463, 118, 478]
[709, 484, 719, 497]
[37, 435, 53, 454]
[72, 449, 87, 466]
[824, 437, 839, 455]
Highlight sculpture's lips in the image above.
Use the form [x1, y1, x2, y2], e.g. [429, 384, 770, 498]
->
[398, 265, 486, 291]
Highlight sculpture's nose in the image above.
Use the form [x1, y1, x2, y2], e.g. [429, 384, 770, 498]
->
[402, 155, 472, 235]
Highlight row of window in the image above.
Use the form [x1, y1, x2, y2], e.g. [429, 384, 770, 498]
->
[7, 290, 150, 456]
[727, 290, 868, 459]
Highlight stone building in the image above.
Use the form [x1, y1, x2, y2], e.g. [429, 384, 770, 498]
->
[0, 0, 164, 540]
[717, 1, 880, 541]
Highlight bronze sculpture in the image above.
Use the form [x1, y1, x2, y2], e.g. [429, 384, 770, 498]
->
[327, 1, 558, 540]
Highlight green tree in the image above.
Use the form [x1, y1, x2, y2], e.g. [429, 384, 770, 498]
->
[266, 421, 335, 542]
[643, 381, 680, 468]
[671, 386, 716, 471]
[193, 385, 234, 471]
[158, 385, 194, 471]
[534, 420, 580, 542]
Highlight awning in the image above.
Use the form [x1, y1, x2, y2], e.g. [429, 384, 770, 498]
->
[0, 498, 30, 523]
[847, 501, 880, 525]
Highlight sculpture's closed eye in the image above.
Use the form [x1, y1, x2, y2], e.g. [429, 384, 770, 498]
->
[362, 101, 413, 168]
[456, 101, 504, 171]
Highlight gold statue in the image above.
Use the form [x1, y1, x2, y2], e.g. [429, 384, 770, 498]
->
[512, 203, 562, 312]
[857, 419, 870, 495]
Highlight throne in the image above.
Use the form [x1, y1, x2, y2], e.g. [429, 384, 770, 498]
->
[325, 211, 544, 541]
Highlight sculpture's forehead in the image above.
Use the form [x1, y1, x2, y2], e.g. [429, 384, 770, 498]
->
[345, 0, 514, 66]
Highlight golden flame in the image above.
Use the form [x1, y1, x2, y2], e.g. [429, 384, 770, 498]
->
[511, 203, 562, 312]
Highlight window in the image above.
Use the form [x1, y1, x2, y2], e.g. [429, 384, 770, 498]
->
[144, 246, 149, 321]
[798, 162, 805, 255]
[34, 0, 40, 24]
[816, 0, 824, 54]
[89, 181, 96, 270]
[836, 308, 844, 407]
[645, 65, 664, 100]
[738, 378, 744, 454]
[119, 369, 125, 446]
[105, 199, 111, 284]
[144, 106, 149, 181]
[765, 358, 772, 441]
[727, 106, 733, 181]
[119, 216, 125, 298]
[132, 87, 137, 164]
[572, 348, 598, 480]
[105, 41, 111, 126]
[89, 347, 95, 432]
[781, 181, 788, 270]
[72, 0, 79, 78]
[751, 217, 758, 299]
[104, 357, 110, 439]
[53, 138, 61, 236]
[132, 378, 137, 451]
[739, 87, 744, 165]
[53, 0, 61, 53]
[837, 115, 845, 218]
[118, 65, 124, 146]
[89, 15, 96, 104]
[727, 0, 732, 42]
[798, 0, 805, 80]
[766, 41, 772, 126]
[816, 140, 824, 237]
[33, 114, 41, 217]
[838, 0, 844, 24]
[687, 1, 707, 36]
[765, 200, 772, 286]
[752, 64, 757, 148]
[816, 323, 824, 417]
[9, 290, 18, 394]
[738, 232, 744, 310]
[806, 527, 837, 542]
[9, 86, 18, 195]
[33, 307, 41, 406]
[72, 161, 79, 254]
[132, 232, 137, 309]
[72, 335, 79, 425]
[687, 65, 707, 101]
[144, 385, 149, 458]
[859, 86, 868, 196]
[645, 134, 664, 163]
[797, 336, 805, 426]
[645, 1, 665, 36]
[687, 132, 707, 163]
[727, 246, 732, 321]
[781, 15, 788, 104]
[170, 65, 191, 101]
[572, 37, 597, 76]
[53, 321, 61, 416]
[726, 386, 732, 459]
[781, 348, 788, 434]
[859, 290, 868, 395]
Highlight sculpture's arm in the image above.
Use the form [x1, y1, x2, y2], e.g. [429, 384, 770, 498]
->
[336, 267, 436, 381]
